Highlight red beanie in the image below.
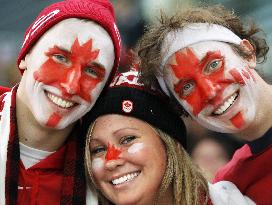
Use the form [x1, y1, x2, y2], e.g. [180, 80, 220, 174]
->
[17, 0, 121, 75]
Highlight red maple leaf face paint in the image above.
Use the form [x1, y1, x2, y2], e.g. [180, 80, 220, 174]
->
[105, 143, 122, 161]
[165, 41, 258, 133]
[34, 38, 104, 103]
[171, 48, 236, 115]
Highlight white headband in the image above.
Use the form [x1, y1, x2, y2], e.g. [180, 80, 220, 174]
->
[157, 23, 242, 96]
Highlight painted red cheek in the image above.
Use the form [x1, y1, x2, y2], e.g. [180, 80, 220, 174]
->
[243, 67, 256, 82]
[46, 112, 62, 127]
[105, 143, 122, 161]
[230, 112, 245, 129]
[229, 69, 245, 85]
[78, 76, 104, 102]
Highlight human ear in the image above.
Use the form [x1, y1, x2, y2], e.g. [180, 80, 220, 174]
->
[19, 59, 27, 70]
[240, 39, 256, 69]
[18, 54, 29, 70]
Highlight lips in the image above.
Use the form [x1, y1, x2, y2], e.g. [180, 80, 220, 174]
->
[213, 91, 239, 115]
[46, 91, 76, 108]
[111, 171, 140, 185]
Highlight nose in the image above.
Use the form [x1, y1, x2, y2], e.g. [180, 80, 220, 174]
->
[104, 158, 125, 171]
[60, 65, 81, 94]
[197, 77, 221, 101]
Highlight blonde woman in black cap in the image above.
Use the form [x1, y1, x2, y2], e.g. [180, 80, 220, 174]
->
[84, 68, 255, 205]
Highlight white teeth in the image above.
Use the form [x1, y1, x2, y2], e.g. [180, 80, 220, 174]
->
[213, 92, 238, 115]
[111, 172, 140, 185]
[47, 92, 75, 108]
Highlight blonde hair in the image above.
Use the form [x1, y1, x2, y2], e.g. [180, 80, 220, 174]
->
[85, 122, 209, 205]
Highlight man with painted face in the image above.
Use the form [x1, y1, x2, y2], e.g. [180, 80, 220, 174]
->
[137, 5, 271, 205]
[0, 0, 121, 204]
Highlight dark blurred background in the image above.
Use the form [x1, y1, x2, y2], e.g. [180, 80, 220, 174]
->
[1, 0, 271, 181]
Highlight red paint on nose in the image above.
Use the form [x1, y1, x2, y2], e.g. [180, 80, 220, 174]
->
[105, 143, 122, 161]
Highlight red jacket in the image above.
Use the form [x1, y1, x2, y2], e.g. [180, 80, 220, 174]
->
[214, 128, 272, 205]
[18, 146, 66, 205]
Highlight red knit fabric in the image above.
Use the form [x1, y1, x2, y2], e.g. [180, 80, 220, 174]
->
[0, 86, 10, 96]
[17, 146, 66, 205]
[17, 0, 121, 76]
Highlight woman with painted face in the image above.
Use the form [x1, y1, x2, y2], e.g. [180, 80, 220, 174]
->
[136, 5, 271, 204]
[83, 68, 255, 205]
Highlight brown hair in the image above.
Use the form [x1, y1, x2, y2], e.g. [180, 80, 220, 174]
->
[85, 122, 209, 205]
[136, 4, 269, 88]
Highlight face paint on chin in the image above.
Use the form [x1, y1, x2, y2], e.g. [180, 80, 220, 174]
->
[46, 112, 62, 127]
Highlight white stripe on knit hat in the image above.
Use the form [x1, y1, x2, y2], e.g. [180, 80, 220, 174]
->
[157, 23, 242, 96]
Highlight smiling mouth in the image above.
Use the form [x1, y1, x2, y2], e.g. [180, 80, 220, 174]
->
[212, 91, 239, 115]
[111, 171, 140, 186]
[46, 92, 76, 109]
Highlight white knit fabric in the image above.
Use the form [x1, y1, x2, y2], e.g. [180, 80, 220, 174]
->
[209, 181, 256, 205]
[0, 89, 12, 205]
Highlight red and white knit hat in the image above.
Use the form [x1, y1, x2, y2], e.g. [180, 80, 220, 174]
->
[17, 0, 121, 75]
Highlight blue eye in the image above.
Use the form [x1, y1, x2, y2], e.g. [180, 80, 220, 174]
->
[52, 54, 68, 64]
[85, 67, 98, 78]
[91, 146, 106, 155]
[120, 135, 136, 144]
[182, 81, 195, 96]
[205, 59, 223, 74]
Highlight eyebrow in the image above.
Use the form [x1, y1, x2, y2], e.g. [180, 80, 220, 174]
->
[113, 127, 139, 135]
[46, 45, 71, 55]
[200, 51, 223, 65]
[90, 127, 139, 142]
[89, 61, 106, 70]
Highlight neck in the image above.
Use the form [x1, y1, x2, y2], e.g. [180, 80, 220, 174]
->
[16, 85, 74, 152]
[237, 74, 272, 141]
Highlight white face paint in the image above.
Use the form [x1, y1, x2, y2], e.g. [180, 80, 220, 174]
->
[92, 157, 104, 172]
[164, 41, 258, 133]
[127, 143, 144, 154]
[20, 18, 115, 129]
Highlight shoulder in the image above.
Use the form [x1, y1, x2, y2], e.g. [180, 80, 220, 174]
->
[209, 181, 256, 205]
[0, 86, 11, 95]
[213, 144, 251, 182]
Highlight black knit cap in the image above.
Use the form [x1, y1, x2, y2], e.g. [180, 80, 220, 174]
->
[83, 68, 186, 147]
